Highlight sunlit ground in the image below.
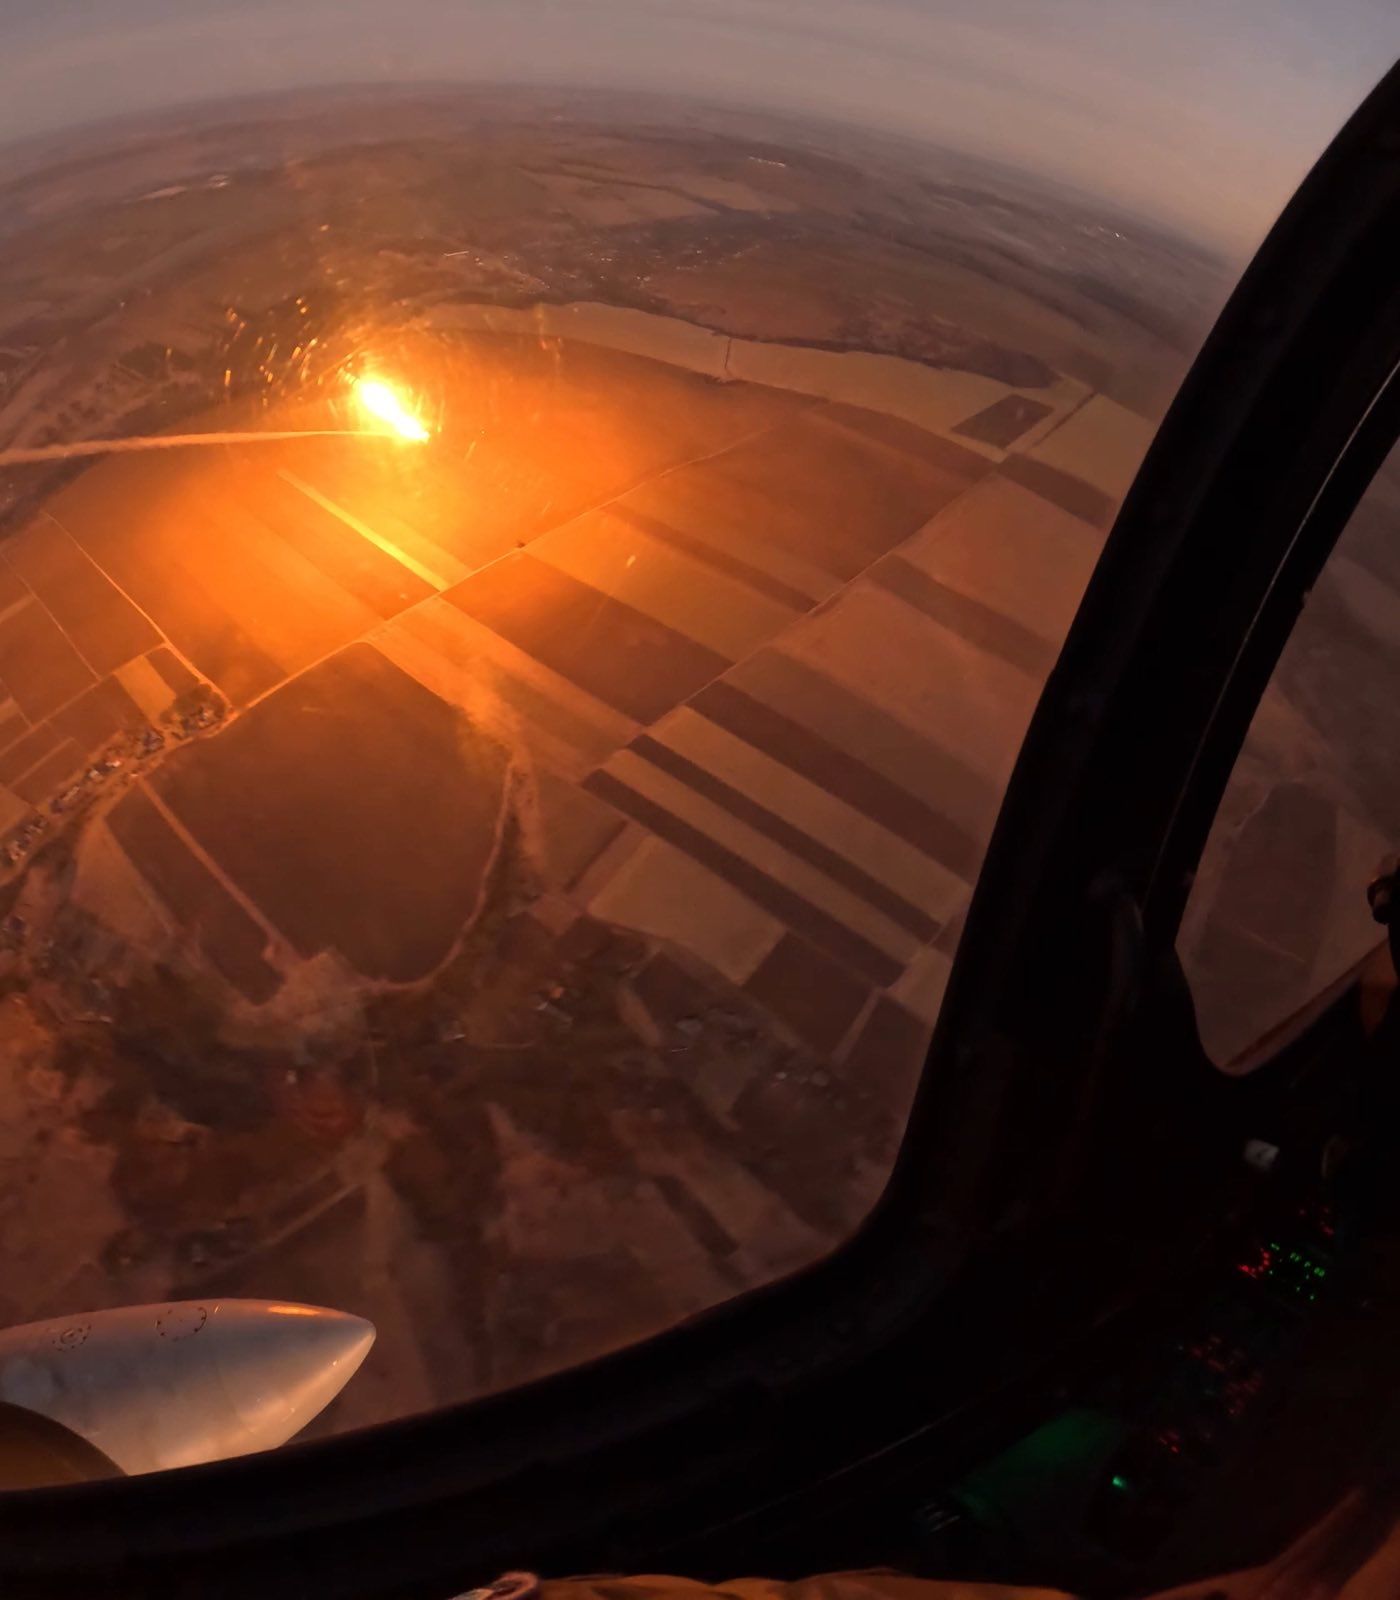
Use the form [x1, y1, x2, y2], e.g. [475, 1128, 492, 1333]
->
[5, 319, 1029, 1430]
[0, 111, 1177, 1435]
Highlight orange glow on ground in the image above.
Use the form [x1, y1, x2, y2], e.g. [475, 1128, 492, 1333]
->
[353, 377, 431, 442]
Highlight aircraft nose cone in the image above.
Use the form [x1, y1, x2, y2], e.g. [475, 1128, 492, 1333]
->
[213, 1301, 376, 1446]
[0, 1300, 376, 1477]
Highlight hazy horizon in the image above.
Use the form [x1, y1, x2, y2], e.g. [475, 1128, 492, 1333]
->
[2, 2, 1398, 256]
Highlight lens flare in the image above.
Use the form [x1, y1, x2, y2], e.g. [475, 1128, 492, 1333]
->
[353, 377, 430, 442]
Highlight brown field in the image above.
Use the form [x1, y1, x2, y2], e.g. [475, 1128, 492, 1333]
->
[148, 643, 507, 984]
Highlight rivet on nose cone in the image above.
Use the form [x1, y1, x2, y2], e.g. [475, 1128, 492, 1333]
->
[0, 1299, 375, 1478]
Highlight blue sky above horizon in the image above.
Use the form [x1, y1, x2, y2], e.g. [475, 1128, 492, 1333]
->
[3, 0, 1398, 253]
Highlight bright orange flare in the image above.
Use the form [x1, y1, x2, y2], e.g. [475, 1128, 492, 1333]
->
[353, 377, 430, 442]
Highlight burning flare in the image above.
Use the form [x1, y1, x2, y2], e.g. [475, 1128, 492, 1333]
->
[353, 377, 430, 442]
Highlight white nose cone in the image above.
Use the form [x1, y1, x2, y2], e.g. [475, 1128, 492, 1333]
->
[0, 1300, 374, 1476]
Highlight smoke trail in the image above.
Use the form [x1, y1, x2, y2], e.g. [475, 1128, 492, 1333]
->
[0, 429, 394, 468]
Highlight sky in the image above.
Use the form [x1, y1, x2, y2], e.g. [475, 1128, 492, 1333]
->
[2, 0, 1398, 252]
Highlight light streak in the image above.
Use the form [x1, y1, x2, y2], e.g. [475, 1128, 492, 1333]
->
[352, 377, 431, 442]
